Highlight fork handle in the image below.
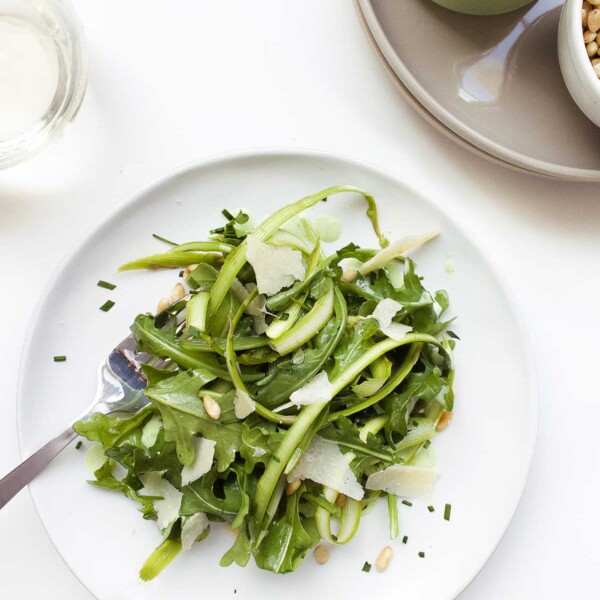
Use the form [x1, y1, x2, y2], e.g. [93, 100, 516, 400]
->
[0, 427, 78, 510]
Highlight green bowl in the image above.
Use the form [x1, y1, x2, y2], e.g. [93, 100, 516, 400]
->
[431, 0, 535, 15]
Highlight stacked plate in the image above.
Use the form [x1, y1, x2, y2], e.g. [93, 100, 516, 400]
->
[355, 0, 600, 181]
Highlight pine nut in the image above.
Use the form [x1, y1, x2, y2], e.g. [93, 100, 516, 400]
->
[203, 395, 221, 420]
[335, 493, 347, 507]
[592, 58, 600, 65]
[169, 283, 185, 303]
[583, 8, 588, 27]
[584, 30, 597, 43]
[436, 410, 453, 431]
[594, 63, 600, 78]
[587, 41, 599, 57]
[314, 544, 329, 565]
[590, 0, 600, 7]
[375, 546, 392, 572]
[285, 479, 301, 495]
[341, 269, 358, 283]
[156, 297, 170, 313]
[589, 9, 600, 32]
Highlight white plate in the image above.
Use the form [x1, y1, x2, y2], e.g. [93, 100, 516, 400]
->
[358, 0, 600, 182]
[18, 149, 537, 600]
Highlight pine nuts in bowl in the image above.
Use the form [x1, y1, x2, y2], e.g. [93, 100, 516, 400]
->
[558, 0, 600, 127]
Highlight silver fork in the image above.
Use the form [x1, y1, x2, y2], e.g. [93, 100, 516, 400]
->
[0, 300, 187, 510]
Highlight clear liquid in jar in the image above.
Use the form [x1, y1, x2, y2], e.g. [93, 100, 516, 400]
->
[0, 17, 59, 140]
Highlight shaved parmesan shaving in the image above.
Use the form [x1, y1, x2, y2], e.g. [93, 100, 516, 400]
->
[84, 444, 108, 473]
[288, 435, 364, 500]
[289, 371, 334, 406]
[382, 322, 412, 341]
[181, 438, 216, 486]
[366, 465, 438, 498]
[234, 389, 256, 419]
[140, 472, 183, 532]
[359, 230, 440, 275]
[141, 415, 162, 449]
[372, 299, 403, 329]
[181, 513, 209, 551]
[245, 235, 306, 296]
[371, 299, 412, 341]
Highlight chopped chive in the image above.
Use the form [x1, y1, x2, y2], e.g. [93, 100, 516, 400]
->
[402, 536, 408, 544]
[99, 300, 115, 312]
[75, 440, 82, 450]
[221, 209, 235, 221]
[362, 561, 371, 572]
[97, 280, 116, 291]
[427, 505, 435, 513]
[210, 226, 225, 234]
[423, 440, 431, 449]
[418, 552, 425, 558]
[179, 271, 184, 277]
[447, 331, 461, 340]
[444, 503, 452, 521]
[53, 355, 67, 362]
[152, 233, 178, 246]
[401, 500, 412, 507]
[321, 197, 328, 202]
[235, 212, 249, 224]
[280, 312, 290, 321]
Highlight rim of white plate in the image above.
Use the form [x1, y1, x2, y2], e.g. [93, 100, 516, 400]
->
[16, 148, 539, 600]
[358, 0, 600, 182]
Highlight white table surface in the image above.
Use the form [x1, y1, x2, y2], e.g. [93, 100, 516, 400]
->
[1, 1, 599, 598]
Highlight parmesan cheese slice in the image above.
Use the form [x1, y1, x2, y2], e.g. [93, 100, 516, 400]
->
[140, 472, 183, 532]
[234, 389, 256, 419]
[371, 298, 412, 341]
[288, 435, 364, 500]
[365, 465, 438, 498]
[289, 371, 334, 406]
[245, 235, 306, 296]
[181, 437, 216, 486]
[181, 512, 209, 551]
[359, 230, 440, 276]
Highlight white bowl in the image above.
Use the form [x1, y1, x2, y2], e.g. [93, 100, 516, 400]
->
[558, 0, 600, 128]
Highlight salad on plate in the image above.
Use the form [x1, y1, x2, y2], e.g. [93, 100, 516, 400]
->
[74, 185, 456, 579]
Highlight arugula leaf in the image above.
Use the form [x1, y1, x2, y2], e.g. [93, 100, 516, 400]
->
[88, 461, 156, 520]
[133, 314, 264, 382]
[146, 372, 242, 469]
[74, 406, 153, 449]
[252, 491, 319, 573]
[220, 523, 252, 567]
[331, 318, 379, 379]
[387, 365, 453, 436]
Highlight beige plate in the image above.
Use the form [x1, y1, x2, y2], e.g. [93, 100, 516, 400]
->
[358, 0, 600, 182]
[355, 0, 547, 178]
